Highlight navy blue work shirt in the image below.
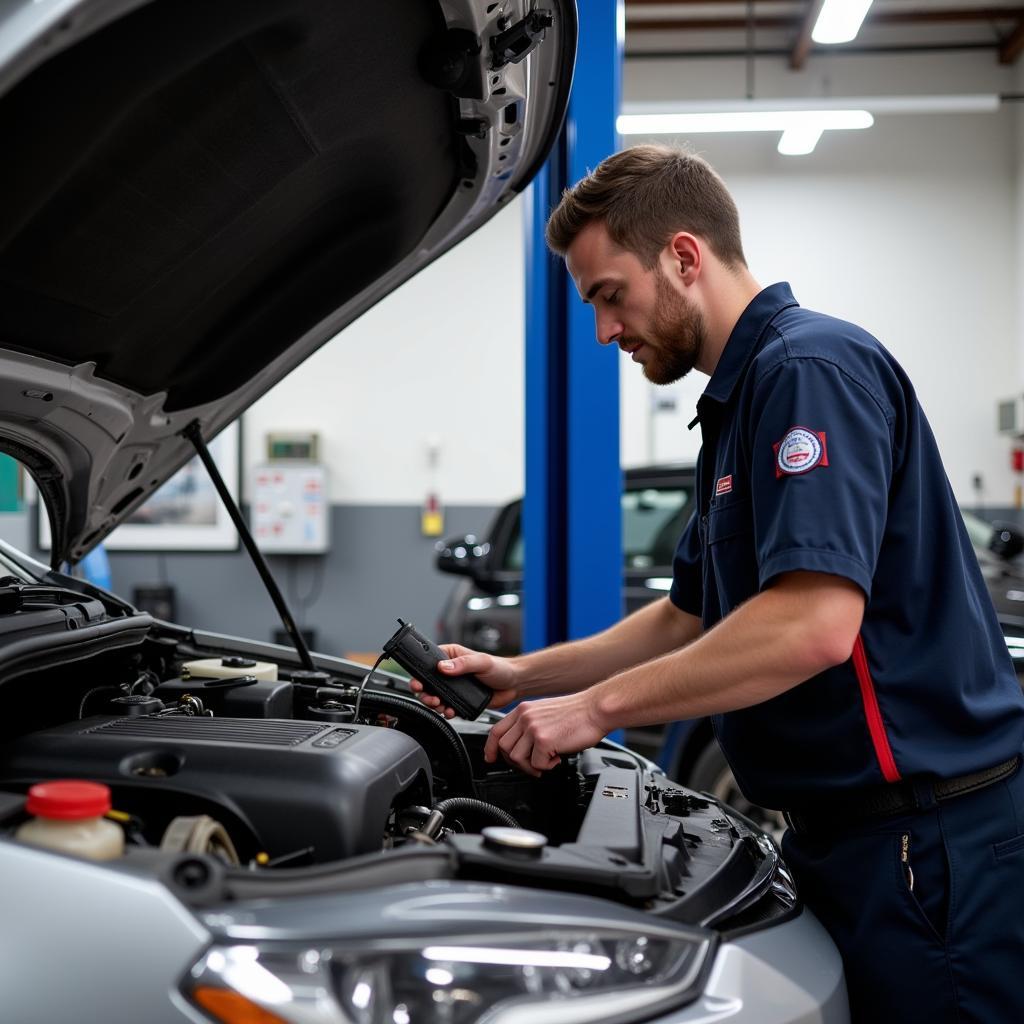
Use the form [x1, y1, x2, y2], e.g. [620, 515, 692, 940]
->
[670, 282, 1024, 809]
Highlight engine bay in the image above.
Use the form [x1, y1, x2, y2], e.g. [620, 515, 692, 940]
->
[0, 651, 608, 865]
[0, 612, 797, 933]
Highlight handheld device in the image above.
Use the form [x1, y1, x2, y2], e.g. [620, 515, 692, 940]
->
[382, 619, 493, 720]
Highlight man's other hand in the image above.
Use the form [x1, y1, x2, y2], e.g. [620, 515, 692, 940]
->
[409, 643, 520, 718]
[483, 693, 607, 777]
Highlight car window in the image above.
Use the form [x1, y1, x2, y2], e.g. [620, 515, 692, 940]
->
[961, 508, 994, 551]
[624, 487, 690, 569]
[502, 483, 691, 574]
[504, 531, 525, 572]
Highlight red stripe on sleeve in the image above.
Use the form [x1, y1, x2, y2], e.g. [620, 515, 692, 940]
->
[852, 635, 901, 783]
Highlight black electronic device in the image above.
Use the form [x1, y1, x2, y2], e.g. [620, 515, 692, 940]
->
[383, 619, 492, 720]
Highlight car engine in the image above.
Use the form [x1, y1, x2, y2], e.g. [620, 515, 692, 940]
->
[0, 713, 433, 863]
[0, 622, 797, 932]
[0, 651, 589, 865]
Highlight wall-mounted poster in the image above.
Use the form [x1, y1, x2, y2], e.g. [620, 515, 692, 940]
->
[37, 421, 241, 553]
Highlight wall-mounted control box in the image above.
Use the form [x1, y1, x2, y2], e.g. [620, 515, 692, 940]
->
[252, 463, 329, 554]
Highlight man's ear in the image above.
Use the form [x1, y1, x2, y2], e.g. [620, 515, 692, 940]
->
[668, 232, 701, 283]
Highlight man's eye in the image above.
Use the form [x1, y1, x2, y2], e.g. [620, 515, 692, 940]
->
[605, 290, 620, 305]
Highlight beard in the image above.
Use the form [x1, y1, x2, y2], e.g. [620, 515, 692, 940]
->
[622, 273, 707, 385]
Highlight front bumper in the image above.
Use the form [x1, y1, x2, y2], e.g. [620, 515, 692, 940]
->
[653, 910, 849, 1024]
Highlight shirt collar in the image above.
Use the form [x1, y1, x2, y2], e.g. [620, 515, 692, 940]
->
[700, 282, 799, 406]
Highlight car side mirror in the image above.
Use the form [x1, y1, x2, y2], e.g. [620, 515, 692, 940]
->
[990, 522, 1024, 561]
[435, 534, 492, 579]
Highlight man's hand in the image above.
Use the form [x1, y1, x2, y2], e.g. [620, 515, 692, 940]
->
[409, 644, 520, 718]
[483, 692, 608, 777]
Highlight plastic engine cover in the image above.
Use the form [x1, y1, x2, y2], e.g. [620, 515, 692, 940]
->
[0, 717, 433, 862]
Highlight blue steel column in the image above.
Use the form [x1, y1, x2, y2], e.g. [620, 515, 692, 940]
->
[524, 1, 624, 654]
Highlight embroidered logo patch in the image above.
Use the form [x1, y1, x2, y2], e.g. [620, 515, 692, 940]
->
[774, 427, 828, 478]
[715, 475, 733, 496]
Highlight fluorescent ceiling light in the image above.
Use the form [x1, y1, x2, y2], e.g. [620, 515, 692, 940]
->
[617, 94, 1000, 155]
[812, 0, 874, 45]
[778, 125, 825, 156]
[616, 110, 872, 155]
[617, 111, 872, 135]
[621, 96, 1000, 116]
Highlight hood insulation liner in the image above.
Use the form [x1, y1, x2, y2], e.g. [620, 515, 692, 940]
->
[0, 0, 459, 410]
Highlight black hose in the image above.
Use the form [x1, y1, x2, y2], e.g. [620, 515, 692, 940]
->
[352, 689, 477, 797]
[435, 797, 519, 831]
[78, 685, 122, 718]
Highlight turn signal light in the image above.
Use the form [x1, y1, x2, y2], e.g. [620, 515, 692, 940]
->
[191, 986, 289, 1024]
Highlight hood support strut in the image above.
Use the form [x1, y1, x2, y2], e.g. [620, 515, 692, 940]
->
[183, 421, 316, 672]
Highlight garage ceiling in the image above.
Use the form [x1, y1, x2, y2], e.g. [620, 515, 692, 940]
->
[626, 1, 1024, 67]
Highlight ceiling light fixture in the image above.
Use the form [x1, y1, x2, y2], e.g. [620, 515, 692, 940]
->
[616, 109, 873, 155]
[777, 124, 825, 156]
[812, 0, 875, 45]
[617, 95, 1000, 155]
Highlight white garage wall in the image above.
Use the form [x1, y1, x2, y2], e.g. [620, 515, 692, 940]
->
[242, 198, 526, 506]
[621, 52, 1023, 506]
[244, 51, 1024, 508]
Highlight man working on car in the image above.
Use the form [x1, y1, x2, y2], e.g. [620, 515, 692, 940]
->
[412, 144, 1024, 1021]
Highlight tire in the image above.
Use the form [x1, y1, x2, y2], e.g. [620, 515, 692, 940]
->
[688, 740, 787, 841]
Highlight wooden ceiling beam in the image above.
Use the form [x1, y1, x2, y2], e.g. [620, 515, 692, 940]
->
[875, 7, 1024, 24]
[999, 18, 1024, 62]
[790, 0, 823, 70]
[629, 16, 790, 30]
[627, 7, 1024, 28]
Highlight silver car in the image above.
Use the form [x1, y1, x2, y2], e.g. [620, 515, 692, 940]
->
[0, 1, 847, 1021]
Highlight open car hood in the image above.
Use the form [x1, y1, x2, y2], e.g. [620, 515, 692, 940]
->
[0, 0, 575, 565]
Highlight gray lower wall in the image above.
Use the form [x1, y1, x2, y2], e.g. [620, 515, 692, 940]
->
[5, 502, 1024, 660]
[14, 505, 499, 659]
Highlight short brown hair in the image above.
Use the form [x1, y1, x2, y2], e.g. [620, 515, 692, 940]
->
[545, 144, 746, 270]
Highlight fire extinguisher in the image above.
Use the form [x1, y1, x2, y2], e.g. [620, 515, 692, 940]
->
[421, 435, 444, 537]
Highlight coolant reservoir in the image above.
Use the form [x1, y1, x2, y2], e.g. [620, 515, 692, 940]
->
[182, 656, 278, 681]
[15, 780, 124, 861]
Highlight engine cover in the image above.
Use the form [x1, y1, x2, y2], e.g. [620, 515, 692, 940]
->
[0, 716, 433, 862]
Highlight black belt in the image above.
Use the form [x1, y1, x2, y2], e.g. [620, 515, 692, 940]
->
[783, 755, 1021, 836]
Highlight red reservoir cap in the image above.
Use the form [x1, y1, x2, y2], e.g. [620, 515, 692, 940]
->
[25, 780, 112, 819]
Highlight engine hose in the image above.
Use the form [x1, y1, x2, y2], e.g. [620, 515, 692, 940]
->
[159, 814, 241, 866]
[353, 690, 477, 797]
[435, 797, 520, 831]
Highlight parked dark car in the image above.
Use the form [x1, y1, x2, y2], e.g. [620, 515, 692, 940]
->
[436, 464, 695, 656]
[437, 469, 1024, 833]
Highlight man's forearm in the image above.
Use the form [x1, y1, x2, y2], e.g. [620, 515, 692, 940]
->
[592, 575, 864, 730]
[510, 597, 701, 698]
[481, 573, 866, 775]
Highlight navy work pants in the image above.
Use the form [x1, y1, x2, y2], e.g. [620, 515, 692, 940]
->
[782, 761, 1024, 1023]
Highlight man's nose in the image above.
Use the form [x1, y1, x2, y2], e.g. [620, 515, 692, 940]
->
[595, 312, 623, 346]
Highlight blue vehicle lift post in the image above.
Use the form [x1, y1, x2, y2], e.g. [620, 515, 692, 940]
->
[523, 2, 625, 739]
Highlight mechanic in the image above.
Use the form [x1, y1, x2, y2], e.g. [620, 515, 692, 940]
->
[412, 144, 1024, 1022]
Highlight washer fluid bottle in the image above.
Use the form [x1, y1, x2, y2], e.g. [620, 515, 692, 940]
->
[15, 780, 124, 860]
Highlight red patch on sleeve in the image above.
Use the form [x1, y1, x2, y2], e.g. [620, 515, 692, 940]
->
[773, 427, 829, 478]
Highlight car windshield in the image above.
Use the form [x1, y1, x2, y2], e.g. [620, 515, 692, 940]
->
[623, 487, 690, 568]
[503, 483, 692, 572]
[961, 508, 996, 550]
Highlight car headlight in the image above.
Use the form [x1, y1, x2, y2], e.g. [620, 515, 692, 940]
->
[186, 927, 712, 1024]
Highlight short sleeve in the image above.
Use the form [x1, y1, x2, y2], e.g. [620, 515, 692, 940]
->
[669, 509, 703, 615]
[748, 357, 893, 597]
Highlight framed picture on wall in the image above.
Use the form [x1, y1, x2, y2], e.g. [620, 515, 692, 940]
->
[37, 421, 241, 553]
